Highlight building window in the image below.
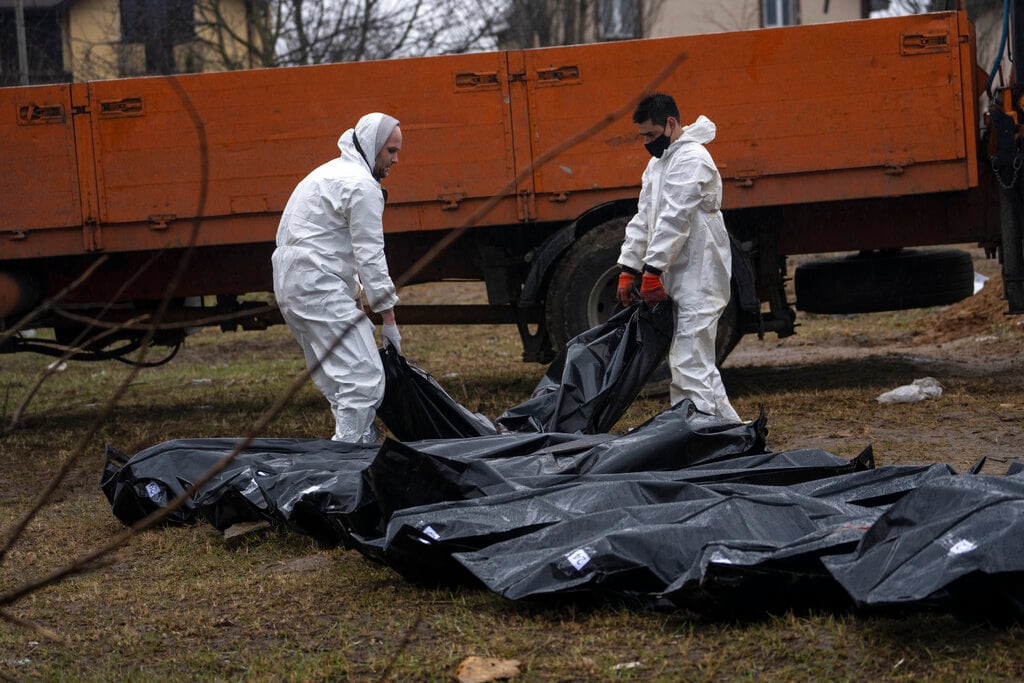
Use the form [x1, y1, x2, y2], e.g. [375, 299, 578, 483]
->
[763, 0, 796, 27]
[0, 3, 68, 85]
[120, 0, 194, 74]
[599, 0, 638, 41]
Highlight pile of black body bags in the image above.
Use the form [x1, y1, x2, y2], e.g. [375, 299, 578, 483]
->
[101, 302, 1024, 622]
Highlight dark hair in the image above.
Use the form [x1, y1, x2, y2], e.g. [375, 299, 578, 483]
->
[632, 93, 679, 126]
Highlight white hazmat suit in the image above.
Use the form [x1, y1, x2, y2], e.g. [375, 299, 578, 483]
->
[272, 113, 400, 443]
[618, 115, 740, 421]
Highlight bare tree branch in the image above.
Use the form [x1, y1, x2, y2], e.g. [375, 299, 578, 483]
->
[190, 0, 502, 70]
[0, 608, 67, 644]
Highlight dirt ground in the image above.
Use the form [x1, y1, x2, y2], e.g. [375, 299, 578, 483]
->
[718, 246, 1024, 474]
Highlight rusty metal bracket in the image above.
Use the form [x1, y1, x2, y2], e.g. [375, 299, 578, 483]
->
[149, 214, 176, 230]
[733, 170, 761, 188]
[517, 189, 536, 221]
[536, 65, 580, 84]
[901, 32, 950, 55]
[884, 159, 914, 175]
[454, 72, 499, 91]
[99, 97, 144, 117]
[17, 103, 64, 125]
[437, 193, 466, 210]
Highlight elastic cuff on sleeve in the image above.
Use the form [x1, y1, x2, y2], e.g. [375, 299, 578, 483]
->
[641, 264, 662, 276]
[620, 265, 641, 277]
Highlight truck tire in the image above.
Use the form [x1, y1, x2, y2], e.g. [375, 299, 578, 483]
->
[794, 248, 975, 314]
[544, 217, 742, 374]
[545, 218, 626, 350]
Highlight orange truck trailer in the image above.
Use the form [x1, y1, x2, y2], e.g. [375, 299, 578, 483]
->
[2, 7, 1020, 365]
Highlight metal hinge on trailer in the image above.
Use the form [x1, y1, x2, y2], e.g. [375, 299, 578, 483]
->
[17, 103, 64, 124]
[437, 192, 466, 210]
[733, 170, 760, 188]
[149, 214, 176, 230]
[884, 159, 915, 175]
[454, 72, 500, 90]
[99, 97, 144, 117]
[536, 65, 580, 85]
[518, 190, 536, 221]
[900, 31, 951, 55]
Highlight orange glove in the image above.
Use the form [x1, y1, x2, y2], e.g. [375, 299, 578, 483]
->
[617, 271, 636, 307]
[640, 272, 668, 307]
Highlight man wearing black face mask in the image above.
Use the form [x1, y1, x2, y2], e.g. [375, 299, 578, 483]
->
[615, 93, 740, 422]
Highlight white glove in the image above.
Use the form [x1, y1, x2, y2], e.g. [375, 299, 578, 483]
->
[381, 322, 402, 353]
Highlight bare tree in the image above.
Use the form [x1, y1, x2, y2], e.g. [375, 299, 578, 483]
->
[6, 0, 503, 85]
[194, 0, 503, 69]
[497, 0, 666, 49]
[499, 0, 589, 47]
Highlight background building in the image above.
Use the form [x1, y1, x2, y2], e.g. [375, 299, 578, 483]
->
[0, 0, 264, 85]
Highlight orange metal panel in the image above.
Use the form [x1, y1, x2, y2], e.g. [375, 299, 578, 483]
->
[0, 84, 81, 237]
[0, 10, 984, 264]
[85, 51, 518, 248]
[523, 11, 976, 219]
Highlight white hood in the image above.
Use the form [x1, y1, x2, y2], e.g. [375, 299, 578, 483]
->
[337, 112, 400, 173]
[677, 115, 716, 146]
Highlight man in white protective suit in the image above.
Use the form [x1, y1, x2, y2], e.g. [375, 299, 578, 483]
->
[272, 112, 403, 443]
[615, 93, 741, 422]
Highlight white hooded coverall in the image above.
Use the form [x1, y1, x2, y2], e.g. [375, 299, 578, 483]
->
[618, 115, 740, 422]
[272, 113, 400, 443]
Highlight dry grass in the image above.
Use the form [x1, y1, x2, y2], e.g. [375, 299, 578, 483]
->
[4, 250, 1024, 680]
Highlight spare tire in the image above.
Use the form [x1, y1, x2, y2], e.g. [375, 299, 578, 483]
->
[794, 248, 974, 314]
[544, 218, 625, 351]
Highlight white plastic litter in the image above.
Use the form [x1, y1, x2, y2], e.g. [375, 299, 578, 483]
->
[974, 271, 989, 295]
[876, 377, 943, 404]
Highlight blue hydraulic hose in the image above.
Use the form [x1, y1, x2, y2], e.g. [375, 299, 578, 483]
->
[986, 0, 1011, 98]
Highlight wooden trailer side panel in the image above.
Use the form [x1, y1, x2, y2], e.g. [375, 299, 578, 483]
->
[0, 84, 82, 241]
[72, 51, 524, 256]
[523, 11, 976, 224]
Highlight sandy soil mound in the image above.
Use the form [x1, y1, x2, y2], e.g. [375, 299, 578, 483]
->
[914, 274, 1009, 344]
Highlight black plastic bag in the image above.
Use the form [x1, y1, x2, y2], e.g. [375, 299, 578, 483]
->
[452, 484, 857, 602]
[363, 400, 767, 523]
[496, 302, 674, 434]
[102, 427, 1024, 619]
[376, 345, 498, 441]
[657, 509, 878, 614]
[100, 437, 378, 545]
[822, 472, 1024, 621]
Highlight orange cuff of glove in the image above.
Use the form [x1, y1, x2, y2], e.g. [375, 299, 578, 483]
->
[640, 273, 663, 292]
[618, 272, 635, 290]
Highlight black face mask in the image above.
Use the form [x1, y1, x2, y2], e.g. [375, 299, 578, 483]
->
[644, 133, 671, 158]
